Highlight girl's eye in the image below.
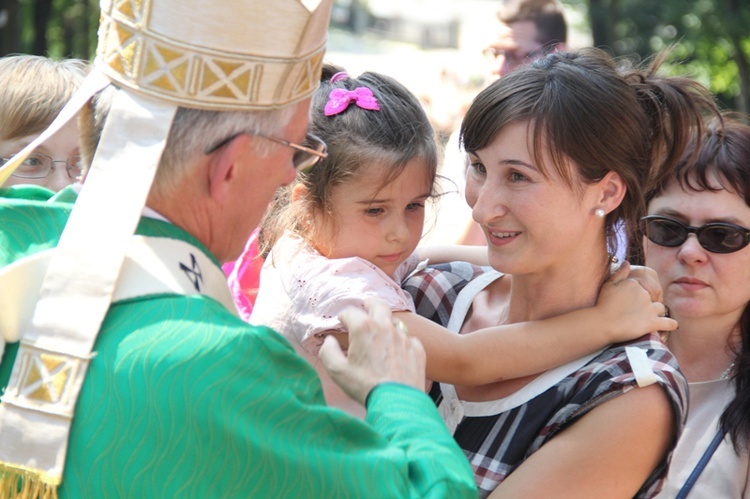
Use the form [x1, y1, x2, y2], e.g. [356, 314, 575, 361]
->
[406, 202, 425, 212]
[365, 207, 384, 216]
[509, 171, 528, 182]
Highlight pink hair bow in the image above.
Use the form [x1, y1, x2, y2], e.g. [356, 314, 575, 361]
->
[324, 87, 380, 116]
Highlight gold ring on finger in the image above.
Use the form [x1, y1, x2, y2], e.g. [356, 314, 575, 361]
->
[392, 318, 409, 336]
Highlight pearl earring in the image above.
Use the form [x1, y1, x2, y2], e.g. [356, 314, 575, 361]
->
[595, 209, 605, 218]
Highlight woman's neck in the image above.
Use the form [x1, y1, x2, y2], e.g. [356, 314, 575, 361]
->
[666, 314, 740, 382]
[456, 246, 611, 403]
[505, 248, 610, 324]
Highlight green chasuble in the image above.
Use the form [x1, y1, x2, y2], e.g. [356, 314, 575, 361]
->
[0, 186, 477, 498]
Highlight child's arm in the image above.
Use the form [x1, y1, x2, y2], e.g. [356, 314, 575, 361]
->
[623, 264, 663, 302]
[396, 262, 677, 386]
[417, 244, 489, 266]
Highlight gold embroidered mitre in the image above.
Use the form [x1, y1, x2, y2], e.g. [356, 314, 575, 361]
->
[96, 0, 332, 110]
[0, 1, 334, 497]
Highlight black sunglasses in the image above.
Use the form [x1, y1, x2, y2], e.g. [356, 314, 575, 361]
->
[640, 215, 750, 254]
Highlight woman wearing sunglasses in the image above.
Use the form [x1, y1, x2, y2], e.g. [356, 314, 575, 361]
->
[644, 115, 750, 498]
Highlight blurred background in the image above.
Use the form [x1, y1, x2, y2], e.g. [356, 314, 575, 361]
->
[1, 0, 748, 131]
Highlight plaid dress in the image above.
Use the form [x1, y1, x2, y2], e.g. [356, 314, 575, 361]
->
[404, 262, 689, 498]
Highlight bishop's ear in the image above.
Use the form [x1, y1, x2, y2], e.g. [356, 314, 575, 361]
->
[207, 134, 250, 200]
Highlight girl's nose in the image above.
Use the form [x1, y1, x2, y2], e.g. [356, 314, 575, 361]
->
[387, 214, 409, 242]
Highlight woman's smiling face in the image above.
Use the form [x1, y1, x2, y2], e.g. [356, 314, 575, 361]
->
[464, 120, 606, 277]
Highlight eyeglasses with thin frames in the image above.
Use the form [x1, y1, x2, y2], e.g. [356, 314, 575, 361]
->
[482, 44, 552, 68]
[2, 152, 83, 180]
[640, 215, 750, 254]
[204, 132, 327, 172]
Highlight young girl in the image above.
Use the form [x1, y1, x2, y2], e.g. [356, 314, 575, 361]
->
[250, 65, 675, 416]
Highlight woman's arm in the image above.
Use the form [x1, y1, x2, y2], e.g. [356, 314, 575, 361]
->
[488, 384, 674, 498]
[397, 264, 676, 385]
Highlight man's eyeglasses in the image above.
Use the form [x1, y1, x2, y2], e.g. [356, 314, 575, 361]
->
[2, 152, 83, 180]
[482, 45, 551, 68]
[204, 132, 327, 172]
[640, 215, 750, 254]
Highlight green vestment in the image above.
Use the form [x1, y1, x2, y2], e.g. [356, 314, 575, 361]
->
[0, 186, 477, 498]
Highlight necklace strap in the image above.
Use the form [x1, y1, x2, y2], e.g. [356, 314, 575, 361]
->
[721, 361, 736, 380]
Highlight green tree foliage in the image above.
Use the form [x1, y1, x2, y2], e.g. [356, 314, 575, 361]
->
[2, 0, 749, 113]
[585, 0, 750, 113]
[0, 0, 97, 59]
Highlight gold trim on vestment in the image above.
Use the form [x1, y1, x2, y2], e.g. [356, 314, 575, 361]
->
[0, 462, 60, 499]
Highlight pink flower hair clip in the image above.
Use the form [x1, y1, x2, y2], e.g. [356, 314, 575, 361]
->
[324, 86, 380, 116]
[330, 71, 349, 83]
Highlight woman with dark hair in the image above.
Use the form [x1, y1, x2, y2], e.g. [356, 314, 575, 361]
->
[404, 47, 718, 497]
[645, 115, 750, 497]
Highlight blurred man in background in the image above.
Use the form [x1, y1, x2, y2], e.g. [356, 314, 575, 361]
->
[425, 0, 567, 246]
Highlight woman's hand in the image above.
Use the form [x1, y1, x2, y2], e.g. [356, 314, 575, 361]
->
[599, 261, 676, 343]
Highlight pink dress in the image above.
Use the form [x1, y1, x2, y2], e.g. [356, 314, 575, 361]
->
[224, 228, 263, 321]
[250, 232, 423, 356]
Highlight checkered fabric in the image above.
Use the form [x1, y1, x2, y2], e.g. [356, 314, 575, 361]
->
[404, 263, 689, 498]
